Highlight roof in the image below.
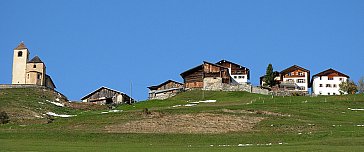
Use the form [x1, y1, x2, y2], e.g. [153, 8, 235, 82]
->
[149, 87, 183, 94]
[28, 56, 44, 63]
[281, 65, 309, 74]
[14, 42, 27, 50]
[180, 64, 203, 77]
[203, 61, 228, 69]
[216, 59, 250, 71]
[148, 80, 183, 90]
[80, 86, 127, 100]
[45, 74, 56, 89]
[312, 68, 349, 78]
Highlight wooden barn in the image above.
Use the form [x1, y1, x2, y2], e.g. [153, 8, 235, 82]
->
[148, 80, 184, 100]
[180, 61, 231, 89]
[81, 86, 135, 105]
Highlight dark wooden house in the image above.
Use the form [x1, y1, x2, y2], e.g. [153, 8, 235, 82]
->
[81, 86, 135, 105]
[148, 80, 184, 100]
[216, 60, 250, 84]
[180, 61, 231, 89]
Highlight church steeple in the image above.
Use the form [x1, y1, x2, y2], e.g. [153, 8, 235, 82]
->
[14, 41, 27, 50]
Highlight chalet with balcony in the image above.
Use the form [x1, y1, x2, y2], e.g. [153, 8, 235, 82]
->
[148, 80, 184, 100]
[311, 68, 349, 95]
[279, 65, 310, 93]
[216, 60, 250, 84]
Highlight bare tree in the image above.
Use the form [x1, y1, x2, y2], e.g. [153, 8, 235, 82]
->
[358, 76, 364, 94]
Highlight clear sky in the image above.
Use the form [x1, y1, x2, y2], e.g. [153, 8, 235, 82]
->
[1, 0, 363, 100]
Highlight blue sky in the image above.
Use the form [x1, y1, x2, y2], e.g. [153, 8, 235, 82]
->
[1, 0, 363, 100]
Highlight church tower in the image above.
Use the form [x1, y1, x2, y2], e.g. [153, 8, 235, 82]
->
[12, 42, 30, 84]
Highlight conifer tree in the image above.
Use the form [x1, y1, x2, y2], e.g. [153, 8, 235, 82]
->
[264, 64, 275, 87]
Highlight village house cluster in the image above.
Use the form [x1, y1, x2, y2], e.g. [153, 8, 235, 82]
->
[7, 42, 351, 105]
[148, 61, 350, 100]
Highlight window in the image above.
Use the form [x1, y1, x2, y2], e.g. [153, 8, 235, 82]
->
[33, 64, 36, 68]
[299, 86, 306, 90]
[297, 79, 305, 83]
[287, 79, 294, 82]
[37, 74, 41, 79]
[234, 76, 237, 79]
[319, 84, 323, 87]
[238, 76, 244, 79]
[333, 84, 337, 88]
[27, 74, 29, 79]
[328, 93, 331, 95]
[298, 72, 303, 76]
[333, 93, 336, 95]
[339, 78, 343, 81]
[320, 76, 322, 80]
[288, 73, 292, 76]
[326, 84, 331, 88]
[18, 51, 23, 57]
[328, 77, 333, 80]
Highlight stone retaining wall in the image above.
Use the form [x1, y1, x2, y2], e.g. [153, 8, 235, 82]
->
[203, 78, 270, 95]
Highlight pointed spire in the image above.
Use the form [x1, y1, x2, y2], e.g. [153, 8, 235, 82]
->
[28, 56, 43, 63]
[14, 41, 27, 50]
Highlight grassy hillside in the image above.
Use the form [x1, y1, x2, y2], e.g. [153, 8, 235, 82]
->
[1, 88, 364, 151]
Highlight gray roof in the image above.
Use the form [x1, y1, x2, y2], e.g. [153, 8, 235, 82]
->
[28, 56, 43, 63]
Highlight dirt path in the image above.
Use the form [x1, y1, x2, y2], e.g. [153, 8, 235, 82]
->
[105, 113, 264, 134]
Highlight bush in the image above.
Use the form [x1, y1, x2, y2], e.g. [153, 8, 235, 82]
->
[142, 108, 151, 115]
[0, 111, 10, 124]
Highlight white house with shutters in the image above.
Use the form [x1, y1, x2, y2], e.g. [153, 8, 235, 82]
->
[311, 68, 349, 95]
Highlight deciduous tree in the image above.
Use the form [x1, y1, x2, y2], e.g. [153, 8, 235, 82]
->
[339, 79, 358, 94]
[358, 77, 364, 94]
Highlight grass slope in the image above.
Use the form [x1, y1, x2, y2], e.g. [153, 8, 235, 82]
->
[1, 88, 364, 151]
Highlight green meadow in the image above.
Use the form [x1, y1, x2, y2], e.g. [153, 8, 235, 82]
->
[1, 88, 363, 151]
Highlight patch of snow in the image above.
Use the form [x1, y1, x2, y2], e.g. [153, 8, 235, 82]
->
[38, 102, 45, 105]
[199, 100, 217, 103]
[46, 100, 64, 107]
[189, 102, 200, 104]
[278, 143, 283, 145]
[184, 104, 197, 107]
[101, 110, 122, 114]
[46, 112, 76, 118]
[238, 144, 252, 147]
[298, 132, 302, 135]
[172, 105, 181, 108]
[55, 98, 60, 102]
[210, 145, 214, 147]
[348, 108, 364, 111]
[356, 125, 364, 127]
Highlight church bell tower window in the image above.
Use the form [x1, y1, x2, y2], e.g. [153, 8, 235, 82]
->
[18, 51, 23, 57]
